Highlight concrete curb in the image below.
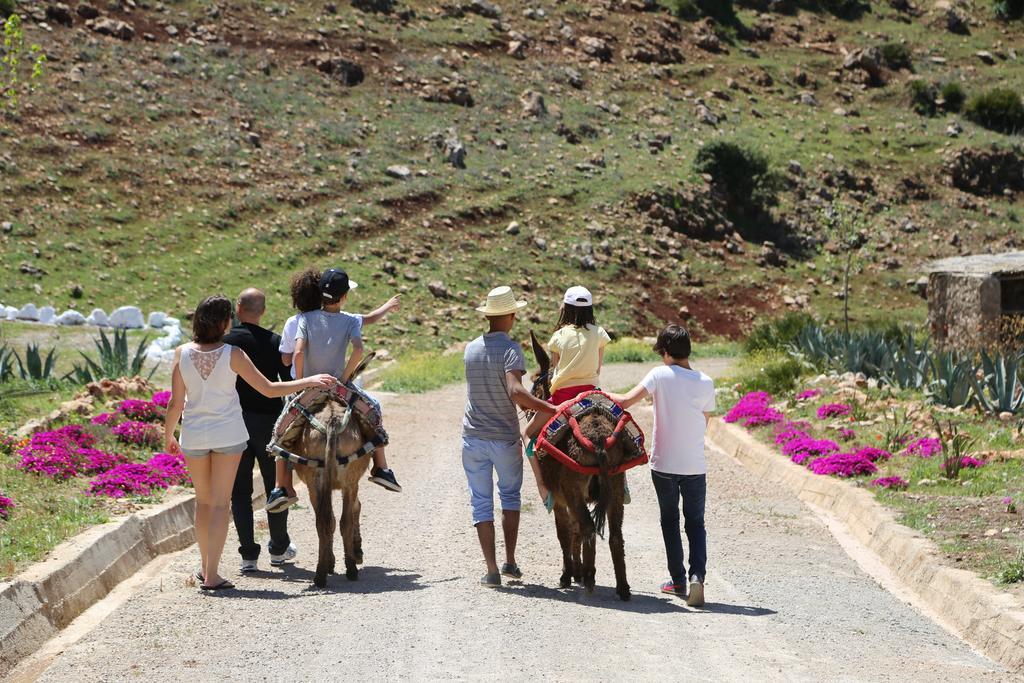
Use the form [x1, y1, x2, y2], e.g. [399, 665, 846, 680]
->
[0, 480, 265, 678]
[708, 419, 1024, 672]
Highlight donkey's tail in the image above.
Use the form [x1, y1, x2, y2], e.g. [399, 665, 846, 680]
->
[590, 447, 611, 538]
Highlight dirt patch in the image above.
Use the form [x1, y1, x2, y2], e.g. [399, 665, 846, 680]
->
[633, 281, 779, 339]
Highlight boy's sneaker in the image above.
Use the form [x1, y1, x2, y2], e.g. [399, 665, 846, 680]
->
[265, 487, 297, 513]
[240, 558, 258, 573]
[270, 543, 298, 567]
[660, 580, 686, 597]
[686, 576, 705, 607]
[369, 467, 402, 492]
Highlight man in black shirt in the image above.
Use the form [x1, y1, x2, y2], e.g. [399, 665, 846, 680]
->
[224, 288, 295, 572]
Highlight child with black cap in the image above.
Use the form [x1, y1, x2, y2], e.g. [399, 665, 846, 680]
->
[265, 268, 402, 513]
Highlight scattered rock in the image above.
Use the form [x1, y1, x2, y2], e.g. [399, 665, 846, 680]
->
[579, 36, 612, 62]
[386, 165, 412, 180]
[506, 221, 521, 235]
[842, 46, 884, 87]
[46, 3, 74, 27]
[16, 304, 39, 321]
[88, 17, 135, 41]
[945, 146, 1024, 197]
[696, 103, 718, 126]
[109, 306, 145, 329]
[444, 136, 466, 169]
[467, 0, 502, 19]
[306, 55, 365, 86]
[634, 186, 733, 241]
[945, 7, 969, 35]
[76, 3, 100, 19]
[519, 90, 546, 118]
[427, 281, 450, 298]
[976, 50, 996, 65]
[56, 310, 87, 326]
[351, 0, 396, 13]
[423, 83, 474, 107]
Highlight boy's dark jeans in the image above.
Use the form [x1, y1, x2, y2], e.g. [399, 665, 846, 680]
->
[650, 470, 707, 585]
[232, 412, 291, 560]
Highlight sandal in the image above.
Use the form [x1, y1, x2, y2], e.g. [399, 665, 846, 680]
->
[194, 570, 204, 582]
[500, 563, 523, 579]
[200, 579, 235, 591]
[479, 572, 501, 588]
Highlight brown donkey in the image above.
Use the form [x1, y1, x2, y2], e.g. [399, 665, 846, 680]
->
[291, 399, 371, 588]
[529, 332, 631, 601]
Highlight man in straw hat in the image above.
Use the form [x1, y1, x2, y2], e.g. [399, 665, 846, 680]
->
[463, 286, 557, 588]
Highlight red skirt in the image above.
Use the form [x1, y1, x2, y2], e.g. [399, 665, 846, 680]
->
[550, 385, 597, 405]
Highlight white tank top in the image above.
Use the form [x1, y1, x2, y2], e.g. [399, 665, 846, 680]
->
[179, 344, 249, 450]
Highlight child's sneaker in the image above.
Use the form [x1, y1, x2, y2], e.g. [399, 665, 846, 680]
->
[265, 487, 297, 513]
[660, 580, 685, 597]
[369, 467, 402, 492]
[686, 576, 705, 607]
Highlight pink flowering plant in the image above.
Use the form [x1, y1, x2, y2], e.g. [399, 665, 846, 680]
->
[112, 420, 162, 449]
[903, 437, 942, 458]
[808, 452, 878, 477]
[151, 390, 172, 408]
[816, 403, 852, 419]
[0, 493, 14, 521]
[116, 399, 164, 423]
[724, 392, 784, 427]
[871, 476, 908, 490]
[87, 453, 191, 498]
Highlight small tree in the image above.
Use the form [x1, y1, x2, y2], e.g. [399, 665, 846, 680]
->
[822, 197, 867, 336]
[1, 13, 46, 115]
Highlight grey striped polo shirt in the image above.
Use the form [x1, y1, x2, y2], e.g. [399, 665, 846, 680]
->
[462, 332, 527, 442]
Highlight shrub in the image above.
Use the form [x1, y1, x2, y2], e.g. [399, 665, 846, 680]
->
[604, 338, 658, 363]
[694, 140, 781, 239]
[0, 0, 15, 20]
[965, 88, 1024, 134]
[663, 0, 737, 24]
[908, 80, 937, 116]
[744, 312, 816, 353]
[994, 0, 1024, 21]
[880, 43, 913, 71]
[728, 350, 805, 396]
[940, 82, 966, 112]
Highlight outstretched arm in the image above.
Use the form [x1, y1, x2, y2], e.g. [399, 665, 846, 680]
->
[605, 384, 649, 409]
[231, 347, 335, 397]
[362, 295, 401, 326]
[506, 370, 557, 416]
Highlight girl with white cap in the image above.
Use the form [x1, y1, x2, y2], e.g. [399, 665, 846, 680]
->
[546, 285, 611, 405]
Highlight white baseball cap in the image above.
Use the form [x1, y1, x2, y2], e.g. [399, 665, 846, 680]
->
[563, 286, 593, 306]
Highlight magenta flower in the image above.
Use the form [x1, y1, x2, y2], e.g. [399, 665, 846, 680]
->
[782, 436, 841, 465]
[871, 476, 909, 490]
[79, 448, 129, 474]
[112, 420, 162, 448]
[87, 463, 171, 498]
[904, 437, 942, 458]
[0, 493, 14, 520]
[151, 390, 172, 408]
[816, 403, 852, 419]
[90, 412, 115, 426]
[16, 430, 93, 480]
[775, 422, 810, 446]
[838, 427, 856, 441]
[960, 456, 986, 469]
[796, 389, 823, 402]
[808, 452, 878, 477]
[852, 446, 892, 462]
[116, 399, 163, 423]
[724, 392, 784, 427]
[148, 453, 190, 486]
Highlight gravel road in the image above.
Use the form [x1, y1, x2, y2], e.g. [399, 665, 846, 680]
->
[29, 362, 1010, 682]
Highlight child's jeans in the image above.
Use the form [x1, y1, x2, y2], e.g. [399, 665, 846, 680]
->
[650, 470, 707, 585]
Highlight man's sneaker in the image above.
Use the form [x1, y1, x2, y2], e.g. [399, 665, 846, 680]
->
[240, 558, 258, 573]
[660, 579, 686, 597]
[686, 576, 705, 607]
[269, 543, 298, 567]
[368, 467, 402, 492]
[265, 487, 298, 513]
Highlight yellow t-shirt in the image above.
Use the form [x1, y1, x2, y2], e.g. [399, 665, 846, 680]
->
[548, 324, 611, 392]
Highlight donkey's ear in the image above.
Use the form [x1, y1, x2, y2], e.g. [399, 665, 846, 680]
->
[529, 329, 550, 371]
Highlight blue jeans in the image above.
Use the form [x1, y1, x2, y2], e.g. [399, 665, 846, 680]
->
[462, 436, 523, 525]
[651, 470, 707, 585]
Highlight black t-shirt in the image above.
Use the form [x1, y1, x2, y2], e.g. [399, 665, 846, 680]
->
[224, 322, 289, 415]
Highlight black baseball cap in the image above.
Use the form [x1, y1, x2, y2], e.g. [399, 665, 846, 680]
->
[320, 268, 358, 302]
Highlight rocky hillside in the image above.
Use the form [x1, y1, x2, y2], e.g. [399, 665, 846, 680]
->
[1, 0, 1023, 353]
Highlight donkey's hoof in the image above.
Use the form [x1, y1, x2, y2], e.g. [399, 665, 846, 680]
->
[345, 565, 359, 581]
[559, 574, 572, 589]
[314, 575, 328, 589]
[617, 585, 632, 602]
[354, 552, 364, 565]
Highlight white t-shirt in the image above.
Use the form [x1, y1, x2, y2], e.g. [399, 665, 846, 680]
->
[279, 315, 299, 379]
[640, 365, 716, 475]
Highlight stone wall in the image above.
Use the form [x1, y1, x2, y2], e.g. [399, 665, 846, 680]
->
[928, 272, 1001, 348]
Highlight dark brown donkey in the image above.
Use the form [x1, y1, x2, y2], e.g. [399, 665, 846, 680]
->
[529, 332, 631, 601]
[291, 399, 372, 588]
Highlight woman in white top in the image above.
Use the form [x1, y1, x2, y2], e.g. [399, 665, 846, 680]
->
[164, 295, 334, 591]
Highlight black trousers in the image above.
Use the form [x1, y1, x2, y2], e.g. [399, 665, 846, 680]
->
[232, 411, 290, 559]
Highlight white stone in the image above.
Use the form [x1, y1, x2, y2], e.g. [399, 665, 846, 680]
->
[108, 306, 144, 329]
[56, 310, 87, 326]
[146, 321, 183, 363]
[38, 306, 56, 325]
[148, 311, 168, 328]
[86, 308, 109, 326]
[16, 304, 39, 321]
[4, 305, 17, 320]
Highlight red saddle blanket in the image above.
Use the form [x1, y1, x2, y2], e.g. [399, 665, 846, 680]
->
[535, 390, 648, 476]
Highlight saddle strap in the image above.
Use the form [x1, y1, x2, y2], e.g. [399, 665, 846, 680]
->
[267, 434, 385, 469]
[294, 402, 329, 435]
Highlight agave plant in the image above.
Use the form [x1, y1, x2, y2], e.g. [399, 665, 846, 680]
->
[890, 333, 930, 390]
[72, 329, 156, 382]
[0, 344, 14, 383]
[13, 343, 59, 381]
[927, 350, 975, 408]
[835, 331, 895, 380]
[789, 324, 835, 370]
[971, 351, 1024, 415]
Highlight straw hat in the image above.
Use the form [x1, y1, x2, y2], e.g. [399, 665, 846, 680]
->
[475, 286, 528, 316]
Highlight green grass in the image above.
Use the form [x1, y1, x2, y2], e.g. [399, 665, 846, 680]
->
[604, 338, 658, 364]
[375, 352, 465, 393]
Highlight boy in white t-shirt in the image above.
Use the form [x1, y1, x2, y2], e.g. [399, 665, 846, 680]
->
[607, 324, 715, 607]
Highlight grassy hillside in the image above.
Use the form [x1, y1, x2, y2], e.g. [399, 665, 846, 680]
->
[2, 0, 1023, 354]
